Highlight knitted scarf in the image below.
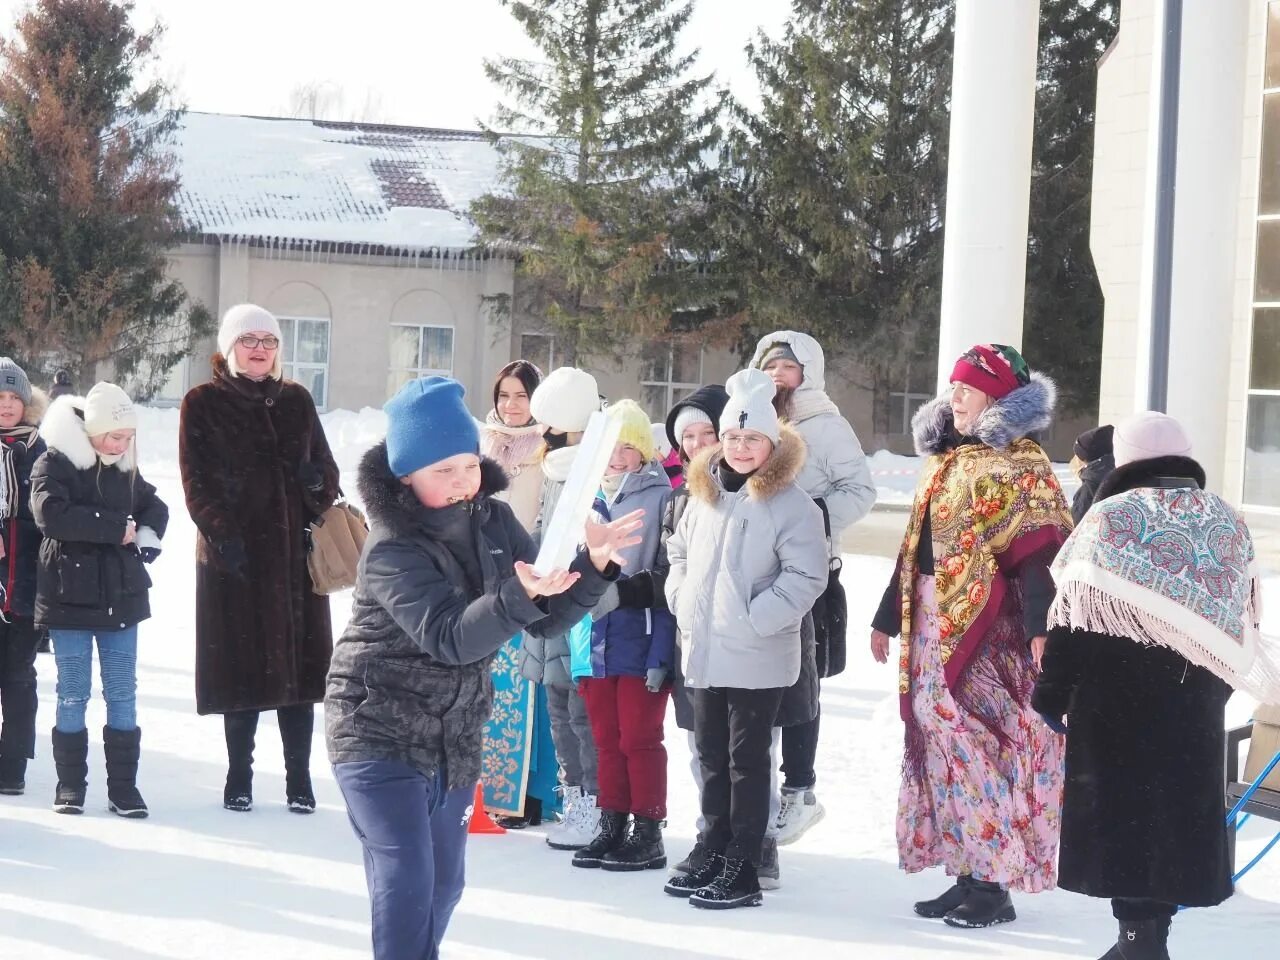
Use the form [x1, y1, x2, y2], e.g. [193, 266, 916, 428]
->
[783, 387, 842, 424]
[480, 409, 545, 478]
[0, 425, 38, 519]
[895, 438, 1072, 703]
[1050, 486, 1280, 703]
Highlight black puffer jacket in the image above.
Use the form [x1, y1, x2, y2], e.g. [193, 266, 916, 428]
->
[30, 396, 168, 631]
[325, 444, 615, 790]
[2, 389, 48, 618]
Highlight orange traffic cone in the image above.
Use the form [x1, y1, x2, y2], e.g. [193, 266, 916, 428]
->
[468, 782, 506, 835]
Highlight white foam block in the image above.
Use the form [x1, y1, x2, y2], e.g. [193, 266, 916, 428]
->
[533, 411, 622, 576]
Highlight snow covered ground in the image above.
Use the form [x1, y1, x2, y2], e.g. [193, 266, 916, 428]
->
[1, 408, 1277, 959]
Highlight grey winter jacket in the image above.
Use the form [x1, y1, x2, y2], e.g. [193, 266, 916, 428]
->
[750, 330, 876, 551]
[666, 426, 828, 689]
[325, 445, 614, 790]
[518, 444, 581, 687]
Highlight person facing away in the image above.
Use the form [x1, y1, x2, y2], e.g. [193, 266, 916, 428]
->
[750, 330, 877, 840]
[325, 375, 639, 960]
[570, 399, 676, 873]
[32, 383, 168, 818]
[0, 358, 48, 796]
[179, 303, 340, 814]
[1034, 411, 1265, 960]
[1069, 423, 1115, 526]
[664, 367, 828, 909]
[869, 343, 1072, 930]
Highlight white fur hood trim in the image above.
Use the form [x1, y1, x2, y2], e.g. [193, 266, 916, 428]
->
[40, 394, 137, 472]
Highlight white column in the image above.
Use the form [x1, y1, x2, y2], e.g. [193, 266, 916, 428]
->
[1134, 0, 1250, 491]
[935, 0, 1041, 392]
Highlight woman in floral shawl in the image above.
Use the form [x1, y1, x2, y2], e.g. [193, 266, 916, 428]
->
[870, 343, 1072, 929]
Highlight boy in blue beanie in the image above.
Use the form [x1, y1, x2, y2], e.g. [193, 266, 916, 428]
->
[326, 376, 643, 960]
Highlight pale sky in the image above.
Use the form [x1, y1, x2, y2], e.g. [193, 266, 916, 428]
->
[0, 0, 793, 130]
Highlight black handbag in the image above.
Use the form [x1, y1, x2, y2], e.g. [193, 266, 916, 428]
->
[812, 499, 848, 679]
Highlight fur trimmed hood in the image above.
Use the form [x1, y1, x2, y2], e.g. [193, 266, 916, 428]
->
[687, 423, 807, 504]
[15, 387, 49, 427]
[356, 440, 509, 537]
[912, 373, 1057, 455]
[39, 394, 136, 471]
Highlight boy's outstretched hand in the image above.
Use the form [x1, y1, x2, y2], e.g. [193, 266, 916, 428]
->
[585, 508, 645, 572]
[514, 562, 581, 600]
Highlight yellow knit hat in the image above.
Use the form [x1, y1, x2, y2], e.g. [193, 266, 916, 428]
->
[606, 399, 656, 461]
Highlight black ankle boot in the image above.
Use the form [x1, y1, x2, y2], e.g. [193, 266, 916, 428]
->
[51, 727, 88, 815]
[1098, 917, 1172, 960]
[943, 879, 1016, 928]
[689, 856, 763, 910]
[571, 810, 629, 868]
[103, 726, 148, 818]
[601, 815, 666, 871]
[664, 850, 725, 897]
[0, 754, 27, 795]
[496, 795, 542, 829]
[914, 875, 973, 918]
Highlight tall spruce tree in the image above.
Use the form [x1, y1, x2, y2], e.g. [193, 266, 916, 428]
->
[1024, 0, 1118, 415]
[718, 0, 953, 435]
[0, 0, 211, 395]
[471, 0, 723, 361]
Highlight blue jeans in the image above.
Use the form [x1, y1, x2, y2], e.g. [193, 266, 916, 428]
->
[51, 626, 138, 733]
[334, 760, 473, 960]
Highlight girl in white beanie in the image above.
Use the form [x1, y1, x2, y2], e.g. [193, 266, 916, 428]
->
[31, 385, 168, 818]
[663, 368, 828, 908]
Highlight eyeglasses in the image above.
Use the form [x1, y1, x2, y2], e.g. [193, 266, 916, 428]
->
[237, 335, 280, 350]
[722, 434, 768, 450]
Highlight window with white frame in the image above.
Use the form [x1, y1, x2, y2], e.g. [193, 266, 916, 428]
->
[888, 362, 934, 436]
[388, 324, 454, 397]
[519, 333, 556, 374]
[278, 316, 331, 409]
[639, 340, 702, 417]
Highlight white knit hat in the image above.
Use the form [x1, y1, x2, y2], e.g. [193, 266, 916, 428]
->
[673, 406, 713, 444]
[83, 382, 137, 436]
[1113, 411, 1193, 468]
[529, 367, 600, 433]
[720, 368, 780, 444]
[219, 304, 283, 357]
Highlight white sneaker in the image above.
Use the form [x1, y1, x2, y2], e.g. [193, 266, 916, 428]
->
[546, 788, 598, 850]
[774, 788, 825, 846]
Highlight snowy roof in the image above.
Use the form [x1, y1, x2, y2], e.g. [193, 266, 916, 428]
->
[172, 112, 507, 255]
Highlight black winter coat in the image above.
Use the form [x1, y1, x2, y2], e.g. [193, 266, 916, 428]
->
[1071, 453, 1114, 525]
[31, 397, 168, 632]
[1, 389, 48, 619]
[1033, 455, 1233, 908]
[325, 445, 616, 791]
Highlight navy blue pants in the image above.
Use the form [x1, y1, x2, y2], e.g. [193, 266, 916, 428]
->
[334, 760, 473, 960]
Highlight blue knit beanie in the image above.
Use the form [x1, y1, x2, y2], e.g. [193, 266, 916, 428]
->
[384, 376, 480, 477]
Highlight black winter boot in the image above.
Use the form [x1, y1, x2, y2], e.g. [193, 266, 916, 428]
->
[497, 795, 542, 829]
[278, 705, 316, 814]
[914, 875, 973, 918]
[689, 856, 763, 910]
[0, 754, 27, 795]
[943, 879, 1016, 928]
[103, 726, 148, 818]
[1098, 918, 1172, 960]
[571, 810, 629, 868]
[669, 835, 709, 877]
[601, 815, 666, 872]
[223, 711, 258, 811]
[51, 727, 88, 815]
[664, 850, 725, 897]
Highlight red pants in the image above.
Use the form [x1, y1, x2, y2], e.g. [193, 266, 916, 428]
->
[580, 675, 669, 820]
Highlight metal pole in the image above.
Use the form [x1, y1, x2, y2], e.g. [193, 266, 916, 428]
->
[1148, 0, 1183, 413]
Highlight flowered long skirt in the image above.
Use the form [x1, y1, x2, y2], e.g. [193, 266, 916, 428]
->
[896, 576, 1064, 892]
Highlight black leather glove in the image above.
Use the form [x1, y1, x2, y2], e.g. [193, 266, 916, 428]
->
[139, 547, 161, 564]
[217, 539, 248, 578]
[298, 461, 326, 494]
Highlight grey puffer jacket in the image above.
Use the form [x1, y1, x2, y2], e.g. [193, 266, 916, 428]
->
[750, 330, 877, 552]
[666, 426, 828, 689]
[325, 444, 614, 790]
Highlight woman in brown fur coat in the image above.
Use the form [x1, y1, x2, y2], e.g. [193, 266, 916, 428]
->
[179, 304, 339, 814]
